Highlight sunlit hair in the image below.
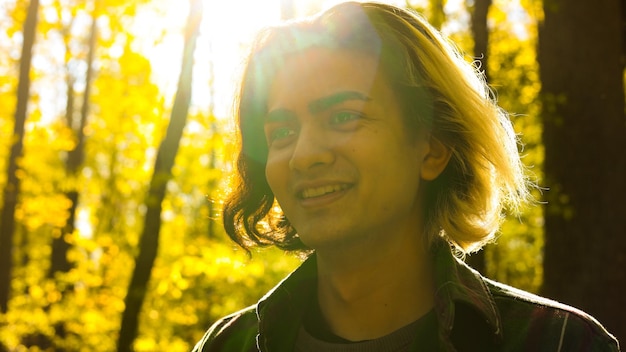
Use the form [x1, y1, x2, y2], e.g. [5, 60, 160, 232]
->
[223, 1, 532, 254]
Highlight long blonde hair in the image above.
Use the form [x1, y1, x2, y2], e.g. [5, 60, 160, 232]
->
[222, 1, 532, 254]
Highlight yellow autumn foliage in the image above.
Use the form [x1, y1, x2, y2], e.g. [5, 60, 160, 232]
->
[0, 0, 545, 350]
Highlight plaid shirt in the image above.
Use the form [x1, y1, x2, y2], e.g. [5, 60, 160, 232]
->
[193, 239, 619, 351]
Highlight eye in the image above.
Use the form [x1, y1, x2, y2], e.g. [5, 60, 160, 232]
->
[267, 126, 296, 146]
[329, 111, 364, 127]
[264, 109, 297, 146]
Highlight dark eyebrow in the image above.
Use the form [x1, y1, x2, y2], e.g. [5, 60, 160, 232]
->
[265, 91, 371, 122]
[308, 91, 371, 114]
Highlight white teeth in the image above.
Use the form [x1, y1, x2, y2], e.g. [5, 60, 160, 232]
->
[301, 185, 346, 199]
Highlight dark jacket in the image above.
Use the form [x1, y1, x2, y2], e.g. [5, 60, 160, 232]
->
[193, 240, 619, 351]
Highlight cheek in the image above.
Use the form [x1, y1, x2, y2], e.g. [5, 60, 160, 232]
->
[265, 154, 287, 195]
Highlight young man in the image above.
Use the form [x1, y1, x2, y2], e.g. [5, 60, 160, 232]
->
[194, 2, 619, 351]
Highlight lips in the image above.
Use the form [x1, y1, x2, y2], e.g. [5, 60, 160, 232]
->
[300, 184, 350, 199]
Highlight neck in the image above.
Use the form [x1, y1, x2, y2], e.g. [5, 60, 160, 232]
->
[314, 228, 434, 341]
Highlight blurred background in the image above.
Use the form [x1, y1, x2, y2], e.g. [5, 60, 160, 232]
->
[0, 0, 623, 350]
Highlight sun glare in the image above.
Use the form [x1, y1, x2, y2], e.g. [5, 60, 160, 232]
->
[133, 0, 282, 119]
[135, 0, 406, 120]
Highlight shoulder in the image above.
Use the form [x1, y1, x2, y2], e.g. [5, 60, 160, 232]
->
[484, 278, 620, 351]
[192, 305, 259, 352]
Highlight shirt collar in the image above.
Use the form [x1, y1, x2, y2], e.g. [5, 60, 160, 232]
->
[256, 239, 503, 350]
[256, 255, 317, 351]
[430, 238, 503, 343]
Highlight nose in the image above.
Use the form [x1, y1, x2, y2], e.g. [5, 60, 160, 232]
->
[288, 125, 335, 172]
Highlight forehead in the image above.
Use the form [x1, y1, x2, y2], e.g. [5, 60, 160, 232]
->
[267, 47, 383, 109]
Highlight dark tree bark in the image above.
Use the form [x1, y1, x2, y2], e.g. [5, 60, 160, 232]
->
[49, 4, 97, 279]
[465, 0, 492, 275]
[116, 1, 202, 350]
[470, 0, 491, 81]
[0, 0, 40, 314]
[539, 0, 626, 343]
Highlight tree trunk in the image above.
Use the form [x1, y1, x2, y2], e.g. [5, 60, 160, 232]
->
[0, 0, 39, 314]
[539, 0, 626, 343]
[470, 0, 491, 81]
[116, 1, 202, 350]
[49, 2, 97, 279]
[465, 0, 492, 275]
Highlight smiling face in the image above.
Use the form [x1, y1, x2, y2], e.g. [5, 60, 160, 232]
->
[264, 47, 431, 250]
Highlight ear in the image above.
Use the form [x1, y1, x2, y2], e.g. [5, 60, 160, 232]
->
[420, 136, 452, 181]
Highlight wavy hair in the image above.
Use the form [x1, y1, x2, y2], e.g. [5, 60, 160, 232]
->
[222, 1, 532, 254]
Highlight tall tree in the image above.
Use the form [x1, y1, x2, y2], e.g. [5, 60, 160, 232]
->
[539, 0, 626, 343]
[49, 0, 97, 279]
[0, 0, 40, 314]
[465, 0, 492, 275]
[470, 0, 492, 81]
[116, 0, 203, 350]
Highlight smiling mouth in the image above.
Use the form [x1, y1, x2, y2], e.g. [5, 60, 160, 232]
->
[300, 184, 350, 199]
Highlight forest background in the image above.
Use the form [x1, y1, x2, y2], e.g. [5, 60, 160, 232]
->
[0, 0, 624, 351]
